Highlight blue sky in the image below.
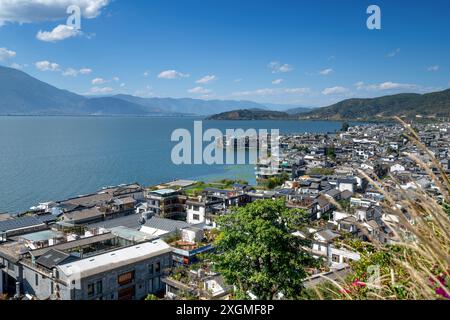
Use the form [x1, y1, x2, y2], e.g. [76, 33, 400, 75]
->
[0, 0, 449, 107]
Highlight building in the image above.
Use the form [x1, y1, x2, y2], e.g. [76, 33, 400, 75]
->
[1, 237, 172, 300]
[145, 189, 186, 219]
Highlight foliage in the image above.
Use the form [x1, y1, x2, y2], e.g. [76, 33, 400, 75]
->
[326, 147, 336, 160]
[312, 119, 450, 300]
[341, 122, 350, 132]
[144, 294, 159, 300]
[212, 199, 318, 300]
[307, 167, 335, 176]
[258, 172, 290, 190]
[299, 89, 450, 120]
[337, 199, 351, 213]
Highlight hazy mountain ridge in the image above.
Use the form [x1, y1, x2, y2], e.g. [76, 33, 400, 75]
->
[207, 109, 292, 120]
[299, 90, 450, 120]
[2, 66, 448, 119]
[0, 66, 273, 116]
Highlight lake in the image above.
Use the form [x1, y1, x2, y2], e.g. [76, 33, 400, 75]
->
[0, 116, 346, 214]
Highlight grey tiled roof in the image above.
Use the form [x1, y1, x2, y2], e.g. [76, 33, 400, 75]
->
[0, 216, 44, 232]
[35, 249, 72, 269]
[143, 217, 190, 232]
[87, 214, 144, 230]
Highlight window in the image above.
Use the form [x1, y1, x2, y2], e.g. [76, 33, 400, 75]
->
[51, 282, 54, 295]
[332, 254, 340, 263]
[193, 205, 200, 211]
[155, 262, 161, 274]
[118, 271, 135, 286]
[153, 276, 160, 291]
[35, 274, 39, 286]
[118, 286, 135, 300]
[148, 279, 153, 292]
[193, 214, 200, 221]
[96, 280, 103, 294]
[87, 283, 95, 297]
[148, 263, 154, 275]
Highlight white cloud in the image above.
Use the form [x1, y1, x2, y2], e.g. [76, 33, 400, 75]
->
[284, 88, 310, 94]
[62, 67, 91, 76]
[92, 77, 106, 85]
[79, 68, 92, 75]
[0, 0, 110, 26]
[272, 79, 283, 85]
[319, 68, 333, 75]
[62, 68, 78, 77]
[120, 83, 125, 87]
[10, 62, 24, 69]
[35, 60, 59, 71]
[196, 75, 217, 84]
[158, 70, 190, 79]
[112, 76, 120, 82]
[36, 24, 81, 42]
[387, 48, 401, 57]
[268, 61, 293, 73]
[233, 87, 310, 97]
[90, 86, 113, 94]
[188, 86, 211, 94]
[234, 78, 242, 83]
[322, 86, 349, 95]
[134, 85, 153, 97]
[143, 71, 150, 77]
[234, 88, 276, 96]
[355, 81, 417, 91]
[427, 65, 440, 72]
[0, 47, 16, 60]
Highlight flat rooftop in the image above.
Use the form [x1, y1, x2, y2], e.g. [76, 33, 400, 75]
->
[164, 180, 197, 188]
[18, 230, 62, 242]
[57, 240, 172, 279]
[150, 188, 177, 196]
[109, 226, 158, 243]
[30, 233, 117, 258]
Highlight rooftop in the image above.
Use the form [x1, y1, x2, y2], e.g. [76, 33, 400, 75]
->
[149, 188, 178, 196]
[57, 240, 172, 279]
[0, 216, 45, 233]
[19, 230, 62, 243]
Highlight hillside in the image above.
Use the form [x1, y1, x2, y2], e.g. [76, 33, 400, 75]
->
[114, 94, 266, 116]
[0, 65, 86, 115]
[299, 90, 450, 120]
[207, 109, 292, 120]
[0, 66, 270, 116]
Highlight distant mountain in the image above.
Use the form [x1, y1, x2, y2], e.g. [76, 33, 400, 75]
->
[299, 90, 450, 120]
[207, 109, 292, 120]
[3, 66, 448, 119]
[263, 103, 312, 113]
[113, 94, 266, 116]
[0, 65, 86, 115]
[285, 106, 313, 115]
[0, 66, 270, 116]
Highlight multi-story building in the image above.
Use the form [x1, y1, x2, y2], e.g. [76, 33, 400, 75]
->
[145, 189, 186, 219]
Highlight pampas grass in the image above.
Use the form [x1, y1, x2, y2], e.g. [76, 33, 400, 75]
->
[311, 118, 449, 300]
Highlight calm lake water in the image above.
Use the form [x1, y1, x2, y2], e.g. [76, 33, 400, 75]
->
[0, 116, 346, 214]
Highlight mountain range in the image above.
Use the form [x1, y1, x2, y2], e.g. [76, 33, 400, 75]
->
[298, 91, 450, 120]
[1, 65, 449, 119]
[0, 66, 292, 116]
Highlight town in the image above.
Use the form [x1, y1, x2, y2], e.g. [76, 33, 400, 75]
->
[0, 121, 449, 300]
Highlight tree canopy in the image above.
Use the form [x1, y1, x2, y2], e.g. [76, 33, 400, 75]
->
[213, 199, 317, 300]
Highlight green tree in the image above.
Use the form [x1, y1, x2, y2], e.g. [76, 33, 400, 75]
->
[213, 199, 317, 300]
[144, 294, 158, 300]
[341, 122, 350, 132]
